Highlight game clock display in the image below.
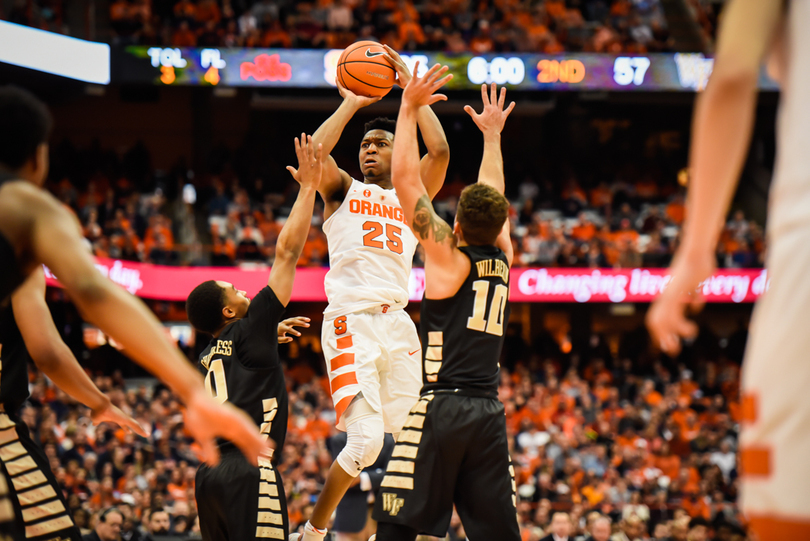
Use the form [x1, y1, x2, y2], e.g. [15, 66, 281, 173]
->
[112, 47, 778, 92]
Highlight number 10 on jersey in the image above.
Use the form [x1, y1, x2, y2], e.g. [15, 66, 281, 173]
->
[467, 280, 508, 336]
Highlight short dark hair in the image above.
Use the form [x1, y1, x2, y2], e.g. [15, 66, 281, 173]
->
[0, 86, 53, 170]
[99, 506, 123, 524]
[363, 117, 396, 137]
[456, 184, 509, 245]
[148, 507, 168, 521]
[186, 280, 226, 335]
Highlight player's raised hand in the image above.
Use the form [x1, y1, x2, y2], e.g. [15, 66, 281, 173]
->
[402, 61, 452, 108]
[286, 134, 324, 190]
[278, 316, 311, 344]
[646, 247, 713, 356]
[337, 79, 382, 109]
[91, 402, 149, 438]
[382, 44, 412, 88]
[184, 388, 272, 466]
[464, 83, 516, 135]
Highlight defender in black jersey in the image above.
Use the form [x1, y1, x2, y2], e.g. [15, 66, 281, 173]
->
[371, 73, 520, 540]
[0, 86, 269, 492]
[186, 135, 324, 541]
[0, 270, 149, 541]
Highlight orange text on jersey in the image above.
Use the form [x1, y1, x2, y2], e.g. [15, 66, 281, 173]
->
[349, 199, 405, 224]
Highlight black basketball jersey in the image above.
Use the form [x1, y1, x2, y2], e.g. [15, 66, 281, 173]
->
[0, 304, 31, 411]
[420, 245, 510, 398]
[197, 286, 289, 457]
[0, 171, 27, 305]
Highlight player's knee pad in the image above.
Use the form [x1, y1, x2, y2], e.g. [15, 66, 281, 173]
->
[336, 408, 385, 476]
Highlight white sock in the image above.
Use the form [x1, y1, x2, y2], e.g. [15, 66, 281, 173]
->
[301, 521, 327, 541]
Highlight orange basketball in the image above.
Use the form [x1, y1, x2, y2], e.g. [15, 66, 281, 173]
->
[337, 41, 395, 98]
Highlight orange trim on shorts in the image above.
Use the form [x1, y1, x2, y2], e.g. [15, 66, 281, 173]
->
[331, 353, 355, 371]
[749, 515, 810, 541]
[334, 395, 355, 422]
[336, 335, 353, 350]
[331, 372, 359, 395]
[741, 393, 758, 424]
[740, 447, 771, 477]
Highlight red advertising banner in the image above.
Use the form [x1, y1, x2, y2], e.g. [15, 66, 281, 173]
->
[45, 259, 769, 304]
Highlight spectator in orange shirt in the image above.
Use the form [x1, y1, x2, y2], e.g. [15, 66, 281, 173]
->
[172, 20, 198, 46]
[398, 10, 425, 48]
[173, 0, 196, 22]
[545, 0, 566, 20]
[470, 20, 494, 53]
[166, 468, 188, 501]
[260, 19, 292, 48]
[666, 194, 686, 225]
[195, 0, 221, 24]
[571, 213, 597, 242]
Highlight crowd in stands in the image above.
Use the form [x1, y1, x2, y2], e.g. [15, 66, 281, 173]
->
[25, 320, 750, 540]
[2, 0, 674, 54]
[46, 138, 765, 271]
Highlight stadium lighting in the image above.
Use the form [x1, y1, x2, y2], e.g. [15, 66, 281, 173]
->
[0, 20, 110, 84]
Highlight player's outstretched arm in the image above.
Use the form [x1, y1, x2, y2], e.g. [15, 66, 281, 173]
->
[270, 134, 323, 306]
[646, 0, 782, 356]
[312, 83, 379, 203]
[12, 270, 147, 437]
[465, 83, 516, 265]
[394, 63, 460, 266]
[383, 45, 450, 200]
[8, 183, 268, 465]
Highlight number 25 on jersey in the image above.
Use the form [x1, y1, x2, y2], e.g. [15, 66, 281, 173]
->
[467, 280, 508, 336]
[362, 220, 403, 254]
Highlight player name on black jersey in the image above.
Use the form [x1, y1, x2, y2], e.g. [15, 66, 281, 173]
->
[201, 339, 233, 369]
[475, 258, 510, 283]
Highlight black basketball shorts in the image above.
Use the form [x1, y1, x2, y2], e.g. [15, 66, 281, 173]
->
[195, 450, 289, 541]
[0, 409, 80, 541]
[372, 392, 520, 540]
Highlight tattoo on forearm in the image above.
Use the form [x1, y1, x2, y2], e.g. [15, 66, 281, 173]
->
[412, 195, 454, 244]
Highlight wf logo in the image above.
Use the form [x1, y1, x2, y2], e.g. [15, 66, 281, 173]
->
[382, 493, 404, 516]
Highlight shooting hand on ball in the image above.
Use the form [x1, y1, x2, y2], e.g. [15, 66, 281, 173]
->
[337, 79, 382, 109]
[402, 61, 452, 109]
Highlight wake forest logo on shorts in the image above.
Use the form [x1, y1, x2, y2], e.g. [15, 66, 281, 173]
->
[381, 493, 404, 517]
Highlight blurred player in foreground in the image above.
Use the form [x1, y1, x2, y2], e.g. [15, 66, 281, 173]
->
[371, 69, 521, 540]
[294, 46, 449, 541]
[187, 135, 322, 541]
[646, 1, 807, 539]
[0, 269, 146, 541]
[0, 85, 269, 533]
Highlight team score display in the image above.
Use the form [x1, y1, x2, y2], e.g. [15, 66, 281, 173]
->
[467, 280, 508, 336]
[536, 59, 585, 84]
[613, 57, 651, 86]
[362, 221, 404, 254]
[205, 359, 228, 404]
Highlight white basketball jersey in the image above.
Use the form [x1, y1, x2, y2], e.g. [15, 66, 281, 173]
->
[322, 179, 418, 319]
[769, 0, 810, 239]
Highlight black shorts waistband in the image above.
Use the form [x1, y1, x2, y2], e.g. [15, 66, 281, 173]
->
[421, 388, 498, 400]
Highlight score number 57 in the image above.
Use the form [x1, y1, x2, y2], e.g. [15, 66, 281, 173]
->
[613, 57, 651, 86]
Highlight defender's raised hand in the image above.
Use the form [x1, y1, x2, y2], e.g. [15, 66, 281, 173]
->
[402, 61, 453, 108]
[464, 83, 516, 135]
[278, 316, 311, 344]
[286, 134, 324, 190]
[382, 44, 413, 88]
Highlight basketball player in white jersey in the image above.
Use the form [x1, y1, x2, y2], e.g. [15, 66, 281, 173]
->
[647, 1, 807, 538]
[291, 46, 450, 541]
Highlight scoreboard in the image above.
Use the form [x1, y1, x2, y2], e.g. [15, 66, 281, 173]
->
[113, 47, 779, 92]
